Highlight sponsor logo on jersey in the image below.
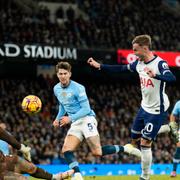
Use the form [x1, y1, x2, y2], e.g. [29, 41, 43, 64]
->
[140, 77, 154, 88]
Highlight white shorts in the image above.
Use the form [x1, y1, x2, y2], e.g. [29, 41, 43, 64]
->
[67, 116, 99, 141]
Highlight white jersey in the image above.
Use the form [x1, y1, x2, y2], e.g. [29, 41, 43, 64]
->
[128, 56, 170, 114]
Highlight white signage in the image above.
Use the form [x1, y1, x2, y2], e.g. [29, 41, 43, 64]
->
[0, 43, 77, 60]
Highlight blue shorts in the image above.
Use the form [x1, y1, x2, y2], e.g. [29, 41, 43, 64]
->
[131, 107, 168, 141]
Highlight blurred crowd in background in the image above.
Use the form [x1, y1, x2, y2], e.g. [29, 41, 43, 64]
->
[0, 0, 180, 50]
[0, 75, 179, 165]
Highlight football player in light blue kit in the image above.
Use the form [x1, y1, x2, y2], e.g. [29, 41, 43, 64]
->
[88, 34, 176, 180]
[53, 62, 137, 180]
[169, 100, 180, 177]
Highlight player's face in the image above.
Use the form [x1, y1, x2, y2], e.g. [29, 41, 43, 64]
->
[133, 43, 147, 61]
[57, 68, 71, 86]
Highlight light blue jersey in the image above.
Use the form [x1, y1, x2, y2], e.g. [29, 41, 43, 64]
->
[0, 140, 9, 155]
[54, 80, 95, 123]
[172, 100, 180, 119]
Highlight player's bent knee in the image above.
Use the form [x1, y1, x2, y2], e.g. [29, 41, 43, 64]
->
[27, 163, 37, 174]
[91, 150, 102, 157]
[141, 138, 152, 147]
[62, 147, 73, 154]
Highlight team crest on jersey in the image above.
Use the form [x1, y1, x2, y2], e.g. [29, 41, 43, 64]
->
[140, 77, 154, 87]
[61, 92, 72, 98]
[162, 62, 169, 69]
[143, 67, 149, 72]
[61, 92, 67, 97]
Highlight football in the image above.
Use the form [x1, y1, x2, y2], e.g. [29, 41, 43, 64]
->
[21, 95, 42, 114]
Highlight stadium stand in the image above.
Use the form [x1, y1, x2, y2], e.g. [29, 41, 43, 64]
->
[0, 0, 180, 50]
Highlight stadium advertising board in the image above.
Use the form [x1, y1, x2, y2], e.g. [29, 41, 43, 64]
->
[0, 43, 77, 60]
[33, 164, 179, 176]
[117, 49, 180, 67]
[0, 43, 115, 63]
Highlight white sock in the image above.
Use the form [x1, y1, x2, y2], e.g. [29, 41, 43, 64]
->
[141, 147, 152, 179]
[52, 174, 57, 180]
[158, 124, 170, 134]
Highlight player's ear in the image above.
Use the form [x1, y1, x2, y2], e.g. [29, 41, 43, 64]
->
[69, 72, 72, 77]
[143, 45, 148, 51]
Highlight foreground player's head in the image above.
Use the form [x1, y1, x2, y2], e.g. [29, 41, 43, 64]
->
[56, 61, 72, 87]
[132, 34, 152, 61]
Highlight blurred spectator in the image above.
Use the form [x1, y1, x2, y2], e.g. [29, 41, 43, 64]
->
[56, 6, 64, 19]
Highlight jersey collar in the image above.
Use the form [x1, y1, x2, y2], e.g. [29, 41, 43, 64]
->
[144, 55, 157, 64]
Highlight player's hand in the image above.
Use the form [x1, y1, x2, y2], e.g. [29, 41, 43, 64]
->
[169, 121, 178, 130]
[20, 144, 31, 162]
[53, 119, 60, 128]
[60, 116, 71, 127]
[87, 57, 101, 69]
[169, 121, 179, 143]
[145, 67, 155, 78]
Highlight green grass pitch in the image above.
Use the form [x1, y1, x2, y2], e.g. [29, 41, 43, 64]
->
[29, 175, 179, 180]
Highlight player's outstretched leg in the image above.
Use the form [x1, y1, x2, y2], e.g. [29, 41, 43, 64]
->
[123, 144, 141, 158]
[158, 124, 170, 134]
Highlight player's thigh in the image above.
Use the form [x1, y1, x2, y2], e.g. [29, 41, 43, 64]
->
[86, 135, 102, 155]
[62, 135, 82, 152]
[15, 158, 36, 174]
[141, 111, 168, 142]
[131, 107, 145, 139]
[83, 116, 101, 155]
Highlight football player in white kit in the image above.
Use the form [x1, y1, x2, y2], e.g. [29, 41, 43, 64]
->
[87, 34, 176, 180]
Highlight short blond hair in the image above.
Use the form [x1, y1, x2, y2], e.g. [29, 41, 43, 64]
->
[132, 35, 152, 49]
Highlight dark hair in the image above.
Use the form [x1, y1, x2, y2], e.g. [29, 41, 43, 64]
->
[55, 61, 72, 72]
[132, 34, 152, 49]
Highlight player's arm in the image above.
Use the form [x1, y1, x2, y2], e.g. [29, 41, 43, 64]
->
[68, 86, 91, 122]
[60, 100, 91, 127]
[0, 127, 21, 150]
[0, 127, 31, 161]
[87, 57, 138, 72]
[53, 87, 66, 127]
[53, 103, 66, 127]
[69, 99, 91, 123]
[154, 61, 176, 82]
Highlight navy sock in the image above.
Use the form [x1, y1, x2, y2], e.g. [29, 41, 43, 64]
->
[173, 162, 178, 171]
[64, 151, 80, 173]
[102, 145, 124, 156]
[174, 147, 180, 159]
[173, 147, 180, 171]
